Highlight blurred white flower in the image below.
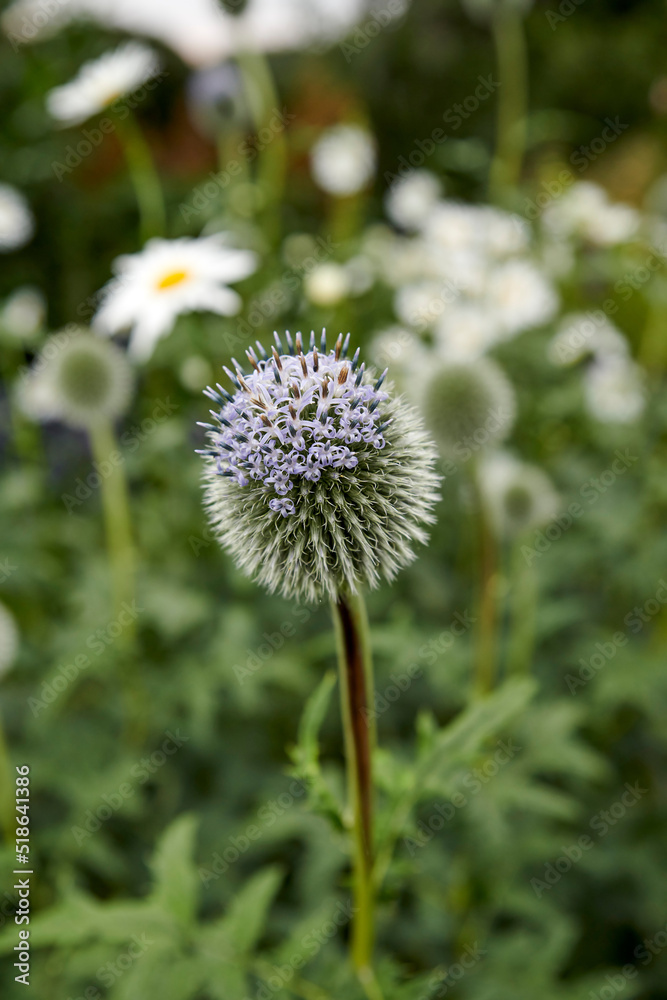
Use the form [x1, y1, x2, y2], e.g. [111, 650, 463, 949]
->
[486, 259, 558, 337]
[1, 286, 45, 341]
[0, 184, 34, 252]
[385, 170, 442, 231]
[310, 125, 376, 197]
[542, 182, 640, 248]
[394, 280, 449, 332]
[369, 325, 427, 390]
[0, 601, 19, 679]
[93, 236, 258, 361]
[584, 354, 645, 423]
[478, 451, 560, 540]
[422, 201, 481, 252]
[303, 262, 350, 306]
[47, 42, 161, 126]
[434, 303, 498, 362]
[3, 0, 404, 67]
[548, 312, 629, 367]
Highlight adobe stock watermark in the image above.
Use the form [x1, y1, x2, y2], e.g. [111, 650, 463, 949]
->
[61, 397, 179, 514]
[523, 116, 628, 220]
[64, 934, 154, 1000]
[233, 607, 312, 684]
[199, 779, 307, 886]
[404, 739, 522, 855]
[530, 781, 647, 898]
[417, 942, 486, 1000]
[180, 107, 295, 223]
[587, 919, 667, 1000]
[3, 0, 71, 51]
[545, 0, 587, 30]
[27, 601, 143, 717]
[246, 899, 357, 1000]
[521, 449, 637, 565]
[71, 730, 189, 845]
[566, 579, 667, 694]
[52, 69, 169, 182]
[384, 76, 500, 185]
[339, 0, 406, 62]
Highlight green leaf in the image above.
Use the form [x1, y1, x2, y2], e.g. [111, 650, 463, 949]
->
[149, 813, 200, 928]
[201, 865, 283, 958]
[288, 671, 344, 829]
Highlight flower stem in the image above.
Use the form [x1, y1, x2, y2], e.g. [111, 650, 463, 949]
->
[471, 468, 499, 696]
[488, 3, 528, 202]
[331, 590, 383, 1000]
[116, 111, 166, 244]
[89, 419, 144, 743]
[236, 51, 287, 246]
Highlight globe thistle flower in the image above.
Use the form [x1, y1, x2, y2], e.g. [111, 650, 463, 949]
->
[93, 235, 258, 362]
[477, 452, 559, 540]
[46, 42, 161, 126]
[199, 331, 440, 603]
[20, 330, 133, 430]
[422, 359, 516, 462]
[0, 184, 34, 252]
[310, 125, 376, 198]
[0, 601, 19, 679]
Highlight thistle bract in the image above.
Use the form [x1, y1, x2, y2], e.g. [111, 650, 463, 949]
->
[200, 332, 440, 602]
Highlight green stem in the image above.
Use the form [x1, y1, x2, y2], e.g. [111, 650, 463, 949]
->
[331, 590, 383, 1000]
[89, 420, 135, 620]
[236, 51, 287, 245]
[89, 420, 144, 743]
[471, 468, 499, 696]
[506, 538, 537, 677]
[488, 4, 528, 202]
[116, 111, 166, 243]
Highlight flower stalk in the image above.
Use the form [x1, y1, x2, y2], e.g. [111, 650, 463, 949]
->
[332, 589, 382, 999]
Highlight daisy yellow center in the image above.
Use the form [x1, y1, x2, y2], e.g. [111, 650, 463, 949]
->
[156, 269, 189, 291]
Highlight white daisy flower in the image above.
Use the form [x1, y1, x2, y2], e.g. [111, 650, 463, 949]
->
[3, 0, 404, 67]
[542, 182, 640, 248]
[385, 170, 442, 231]
[583, 355, 645, 424]
[47, 42, 161, 126]
[310, 124, 376, 197]
[0, 184, 34, 252]
[485, 259, 558, 337]
[93, 236, 258, 361]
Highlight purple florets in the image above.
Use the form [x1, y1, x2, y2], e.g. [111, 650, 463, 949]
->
[199, 332, 390, 516]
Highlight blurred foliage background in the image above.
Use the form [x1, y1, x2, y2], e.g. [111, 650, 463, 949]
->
[1, 0, 667, 998]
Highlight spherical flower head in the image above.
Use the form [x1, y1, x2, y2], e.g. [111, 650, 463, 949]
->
[46, 42, 161, 126]
[21, 331, 133, 429]
[310, 125, 376, 197]
[422, 359, 516, 461]
[0, 601, 19, 679]
[477, 452, 559, 540]
[200, 331, 440, 603]
[0, 184, 34, 252]
[303, 262, 350, 306]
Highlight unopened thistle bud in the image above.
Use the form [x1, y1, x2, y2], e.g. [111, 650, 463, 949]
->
[199, 332, 441, 602]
